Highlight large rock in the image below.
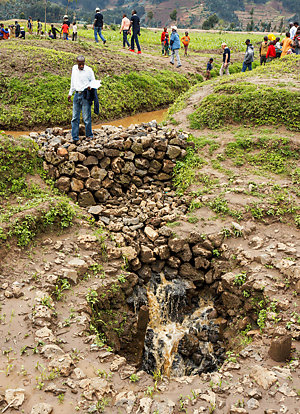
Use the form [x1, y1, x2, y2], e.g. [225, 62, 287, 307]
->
[71, 178, 84, 192]
[58, 161, 75, 176]
[90, 166, 107, 181]
[250, 365, 277, 390]
[168, 237, 186, 253]
[5, 389, 25, 409]
[85, 178, 101, 191]
[179, 263, 205, 282]
[167, 145, 181, 159]
[48, 354, 73, 376]
[144, 226, 159, 242]
[75, 165, 90, 180]
[268, 327, 292, 362]
[78, 191, 96, 207]
[30, 403, 53, 414]
[121, 246, 138, 262]
[55, 176, 70, 193]
[140, 245, 155, 263]
[95, 188, 110, 203]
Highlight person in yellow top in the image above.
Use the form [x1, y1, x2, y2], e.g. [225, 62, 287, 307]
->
[281, 32, 293, 58]
[259, 36, 269, 65]
[181, 31, 190, 56]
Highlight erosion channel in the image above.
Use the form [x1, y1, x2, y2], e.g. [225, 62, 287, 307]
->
[34, 120, 233, 379]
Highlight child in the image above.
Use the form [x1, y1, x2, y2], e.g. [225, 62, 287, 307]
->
[281, 32, 292, 58]
[275, 37, 281, 58]
[259, 36, 268, 65]
[20, 27, 25, 39]
[206, 58, 213, 80]
[266, 41, 276, 62]
[181, 31, 190, 56]
[164, 32, 170, 56]
[62, 22, 69, 40]
[161, 27, 168, 55]
[72, 21, 77, 41]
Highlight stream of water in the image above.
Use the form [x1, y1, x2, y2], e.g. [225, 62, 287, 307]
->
[3, 108, 168, 138]
[142, 273, 225, 378]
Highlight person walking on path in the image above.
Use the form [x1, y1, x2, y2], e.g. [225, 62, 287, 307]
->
[93, 7, 106, 44]
[120, 14, 130, 48]
[37, 19, 42, 35]
[281, 32, 292, 57]
[242, 39, 254, 72]
[68, 56, 97, 143]
[164, 32, 170, 56]
[129, 10, 141, 53]
[161, 27, 168, 55]
[220, 43, 230, 76]
[15, 21, 20, 38]
[181, 31, 190, 56]
[170, 26, 181, 67]
[259, 36, 268, 65]
[72, 21, 78, 41]
[27, 17, 33, 34]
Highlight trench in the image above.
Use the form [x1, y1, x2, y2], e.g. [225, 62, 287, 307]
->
[3, 108, 168, 138]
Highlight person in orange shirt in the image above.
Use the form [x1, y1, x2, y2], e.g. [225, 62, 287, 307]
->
[181, 31, 190, 56]
[62, 22, 69, 40]
[280, 32, 293, 58]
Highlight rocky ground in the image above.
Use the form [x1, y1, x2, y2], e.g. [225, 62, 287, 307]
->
[0, 118, 299, 413]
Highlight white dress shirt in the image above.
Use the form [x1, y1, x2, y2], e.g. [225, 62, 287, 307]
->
[290, 26, 296, 40]
[68, 65, 96, 96]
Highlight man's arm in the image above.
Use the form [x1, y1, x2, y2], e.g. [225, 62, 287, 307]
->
[68, 67, 75, 102]
[224, 52, 228, 66]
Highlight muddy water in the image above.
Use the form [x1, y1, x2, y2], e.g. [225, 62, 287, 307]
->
[3, 108, 168, 138]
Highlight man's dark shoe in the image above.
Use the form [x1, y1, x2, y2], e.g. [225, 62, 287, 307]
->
[103, 40, 106, 44]
[170, 62, 174, 65]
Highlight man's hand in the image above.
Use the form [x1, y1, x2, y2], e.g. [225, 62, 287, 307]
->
[68, 95, 72, 103]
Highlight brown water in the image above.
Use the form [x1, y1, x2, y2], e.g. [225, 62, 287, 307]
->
[3, 108, 168, 138]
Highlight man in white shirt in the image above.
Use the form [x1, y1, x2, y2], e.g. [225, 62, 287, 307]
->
[120, 13, 130, 48]
[68, 56, 96, 143]
[290, 22, 297, 40]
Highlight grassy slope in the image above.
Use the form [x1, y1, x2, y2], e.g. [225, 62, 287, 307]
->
[169, 55, 300, 131]
[0, 132, 77, 245]
[0, 37, 192, 129]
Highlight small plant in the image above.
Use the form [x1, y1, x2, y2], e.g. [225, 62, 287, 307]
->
[152, 368, 162, 382]
[129, 373, 139, 383]
[145, 386, 155, 398]
[58, 393, 64, 404]
[257, 309, 267, 332]
[226, 351, 239, 363]
[53, 278, 71, 301]
[234, 271, 247, 286]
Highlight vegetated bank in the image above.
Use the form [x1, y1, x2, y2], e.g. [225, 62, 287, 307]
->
[0, 39, 194, 129]
[185, 56, 300, 131]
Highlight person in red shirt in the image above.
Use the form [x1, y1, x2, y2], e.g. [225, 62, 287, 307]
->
[62, 22, 69, 40]
[266, 41, 276, 62]
[161, 27, 168, 55]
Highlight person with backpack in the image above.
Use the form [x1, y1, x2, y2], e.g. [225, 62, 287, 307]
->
[259, 36, 268, 65]
[93, 7, 106, 44]
[242, 39, 254, 72]
[170, 26, 181, 68]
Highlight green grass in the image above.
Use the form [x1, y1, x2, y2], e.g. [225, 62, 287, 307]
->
[0, 70, 190, 129]
[189, 85, 300, 131]
[0, 134, 77, 246]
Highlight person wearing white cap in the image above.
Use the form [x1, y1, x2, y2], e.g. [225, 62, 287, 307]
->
[219, 43, 230, 76]
[289, 22, 297, 40]
[170, 26, 181, 68]
[93, 7, 106, 44]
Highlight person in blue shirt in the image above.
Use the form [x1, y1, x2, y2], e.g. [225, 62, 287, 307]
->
[206, 58, 213, 80]
[170, 26, 181, 68]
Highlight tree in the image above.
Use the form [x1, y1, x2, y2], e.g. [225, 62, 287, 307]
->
[147, 11, 154, 21]
[170, 9, 177, 21]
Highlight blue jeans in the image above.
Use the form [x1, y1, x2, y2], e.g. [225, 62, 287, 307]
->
[94, 27, 106, 43]
[122, 30, 130, 47]
[71, 92, 93, 141]
[242, 62, 252, 72]
[131, 32, 141, 51]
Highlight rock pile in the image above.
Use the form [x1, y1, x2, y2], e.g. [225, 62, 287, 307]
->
[33, 122, 191, 207]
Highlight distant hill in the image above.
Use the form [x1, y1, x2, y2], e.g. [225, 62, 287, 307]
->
[0, 0, 299, 30]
